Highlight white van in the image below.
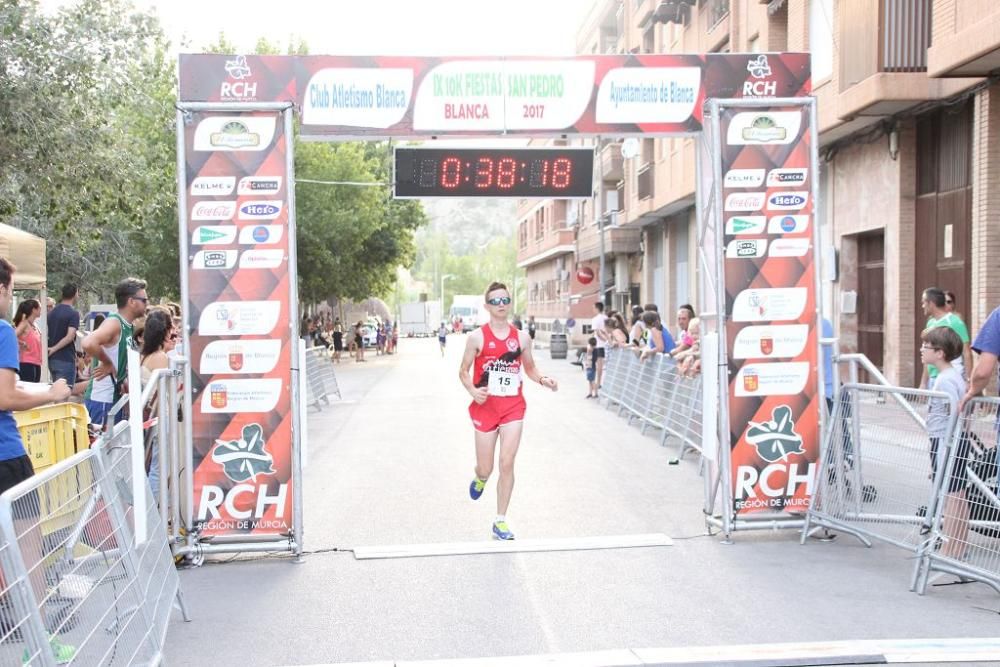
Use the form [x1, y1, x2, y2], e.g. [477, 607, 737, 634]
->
[449, 294, 488, 333]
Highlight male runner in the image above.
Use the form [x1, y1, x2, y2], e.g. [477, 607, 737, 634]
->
[460, 282, 558, 540]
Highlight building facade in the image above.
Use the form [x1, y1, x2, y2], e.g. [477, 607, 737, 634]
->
[515, 0, 1000, 385]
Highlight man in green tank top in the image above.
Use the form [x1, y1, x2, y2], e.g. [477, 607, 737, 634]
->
[82, 278, 148, 428]
[919, 287, 972, 389]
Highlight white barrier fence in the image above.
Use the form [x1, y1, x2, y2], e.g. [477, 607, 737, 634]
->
[598, 348, 703, 458]
[0, 423, 188, 666]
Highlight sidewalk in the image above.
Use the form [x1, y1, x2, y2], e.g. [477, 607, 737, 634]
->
[165, 336, 1000, 666]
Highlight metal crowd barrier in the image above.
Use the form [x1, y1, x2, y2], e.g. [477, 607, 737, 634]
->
[803, 383, 955, 592]
[304, 347, 342, 410]
[0, 422, 189, 666]
[917, 396, 1000, 595]
[598, 347, 703, 457]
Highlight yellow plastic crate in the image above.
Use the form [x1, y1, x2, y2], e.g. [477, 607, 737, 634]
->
[14, 402, 90, 472]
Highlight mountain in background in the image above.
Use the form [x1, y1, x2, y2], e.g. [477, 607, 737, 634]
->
[418, 198, 517, 254]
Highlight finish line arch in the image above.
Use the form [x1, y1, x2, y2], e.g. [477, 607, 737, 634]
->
[173, 52, 820, 556]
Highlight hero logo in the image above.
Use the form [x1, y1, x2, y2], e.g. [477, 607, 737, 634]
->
[221, 55, 257, 100]
[768, 192, 809, 210]
[743, 55, 776, 97]
[239, 201, 283, 220]
[237, 176, 282, 196]
[190, 176, 235, 196]
[766, 168, 808, 187]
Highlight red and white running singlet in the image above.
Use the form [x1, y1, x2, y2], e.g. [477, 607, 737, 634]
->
[468, 324, 526, 432]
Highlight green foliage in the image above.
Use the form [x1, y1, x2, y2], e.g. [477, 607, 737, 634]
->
[0, 0, 178, 299]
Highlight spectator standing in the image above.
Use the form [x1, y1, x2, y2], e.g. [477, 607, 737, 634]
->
[512, 314, 523, 331]
[962, 304, 1000, 410]
[140, 308, 175, 500]
[944, 291, 958, 316]
[13, 299, 43, 382]
[919, 287, 972, 388]
[603, 315, 628, 348]
[638, 310, 676, 362]
[628, 305, 645, 346]
[48, 283, 80, 385]
[0, 258, 75, 662]
[676, 304, 695, 342]
[921, 326, 969, 560]
[591, 302, 608, 390]
[584, 336, 598, 398]
[82, 278, 148, 427]
[332, 321, 344, 363]
[354, 321, 366, 363]
[527, 316, 536, 341]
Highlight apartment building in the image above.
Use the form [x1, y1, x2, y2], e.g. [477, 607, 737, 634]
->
[516, 0, 1000, 384]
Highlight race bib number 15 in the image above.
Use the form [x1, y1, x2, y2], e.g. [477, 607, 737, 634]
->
[488, 370, 520, 397]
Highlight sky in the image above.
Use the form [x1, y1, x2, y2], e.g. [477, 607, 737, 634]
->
[42, 0, 594, 57]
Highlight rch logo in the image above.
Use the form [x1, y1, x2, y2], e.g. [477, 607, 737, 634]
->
[744, 54, 776, 97]
[222, 55, 256, 99]
[212, 423, 275, 482]
[746, 405, 805, 463]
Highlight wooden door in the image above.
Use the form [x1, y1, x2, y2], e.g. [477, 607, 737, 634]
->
[914, 101, 973, 381]
[857, 231, 885, 382]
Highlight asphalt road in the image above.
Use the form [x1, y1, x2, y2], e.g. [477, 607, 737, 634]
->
[164, 335, 1000, 666]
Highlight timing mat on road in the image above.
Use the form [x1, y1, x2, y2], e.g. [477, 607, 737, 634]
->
[290, 637, 1000, 666]
[351, 533, 673, 559]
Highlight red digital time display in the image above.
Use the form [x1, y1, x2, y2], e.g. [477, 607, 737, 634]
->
[393, 147, 594, 198]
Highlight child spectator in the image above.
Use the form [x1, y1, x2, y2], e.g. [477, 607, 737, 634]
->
[921, 326, 969, 560]
[584, 336, 598, 399]
[675, 317, 701, 378]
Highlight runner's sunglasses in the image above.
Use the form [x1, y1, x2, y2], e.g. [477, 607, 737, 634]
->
[486, 296, 512, 306]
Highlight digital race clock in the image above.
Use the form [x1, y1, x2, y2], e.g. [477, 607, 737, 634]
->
[393, 147, 594, 198]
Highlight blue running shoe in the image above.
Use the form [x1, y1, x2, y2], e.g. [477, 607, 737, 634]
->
[492, 520, 515, 540]
[469, 477, 486, 500]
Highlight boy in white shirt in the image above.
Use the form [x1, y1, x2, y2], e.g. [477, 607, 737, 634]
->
[921, 326, 969, 560]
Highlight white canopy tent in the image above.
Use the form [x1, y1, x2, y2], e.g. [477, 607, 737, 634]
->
[0, 224, 48, 380]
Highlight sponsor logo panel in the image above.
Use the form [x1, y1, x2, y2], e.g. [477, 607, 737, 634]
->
[725, 216, 766, 236]
[193, 117, 276, 152]
[200, 339, 283, 375]
[197, 301, 282, 336]
[191, 201, 237, 221]
[724, 169, 765, 188]
[238, 225, 284, 245]
[724, 192, 765, 212]
[732, 324, 810, 359]
[238, 200, 283, 220]
[734, 362, 810, 397]
[766, 168, 808, 187]
[239, 249, 285, 269]
[767, 192, 809, 211]
[190, 176, 236, 196]
[732, 287, 808, 322]
[192, 250, 237, 269]
[200, 378, 282, 413]
[768, 238, 811, 257]
[220, 55, 258, 101]
[237, 176, 282, 196]
[726, 111, 801, 145]
[767, 215, 810, 234]
[742, 55, 777, 97]
[192, 226, 237, 246]
[725, 239, 767, 259]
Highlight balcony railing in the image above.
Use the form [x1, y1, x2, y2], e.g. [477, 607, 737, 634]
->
[637, 163, 654, 200]
[881, 0, 930, 72]
[841, 0, 930, 88]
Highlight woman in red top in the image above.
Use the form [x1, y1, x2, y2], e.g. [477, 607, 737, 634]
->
[459, 282, 558, 540]
[13, 299, 43, 383]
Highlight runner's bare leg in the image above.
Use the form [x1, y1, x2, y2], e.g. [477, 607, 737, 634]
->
[474, 428, 499, 483]
[496, 420, 523, 515]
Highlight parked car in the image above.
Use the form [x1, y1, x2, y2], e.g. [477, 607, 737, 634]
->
[361, 323, 378, 348]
